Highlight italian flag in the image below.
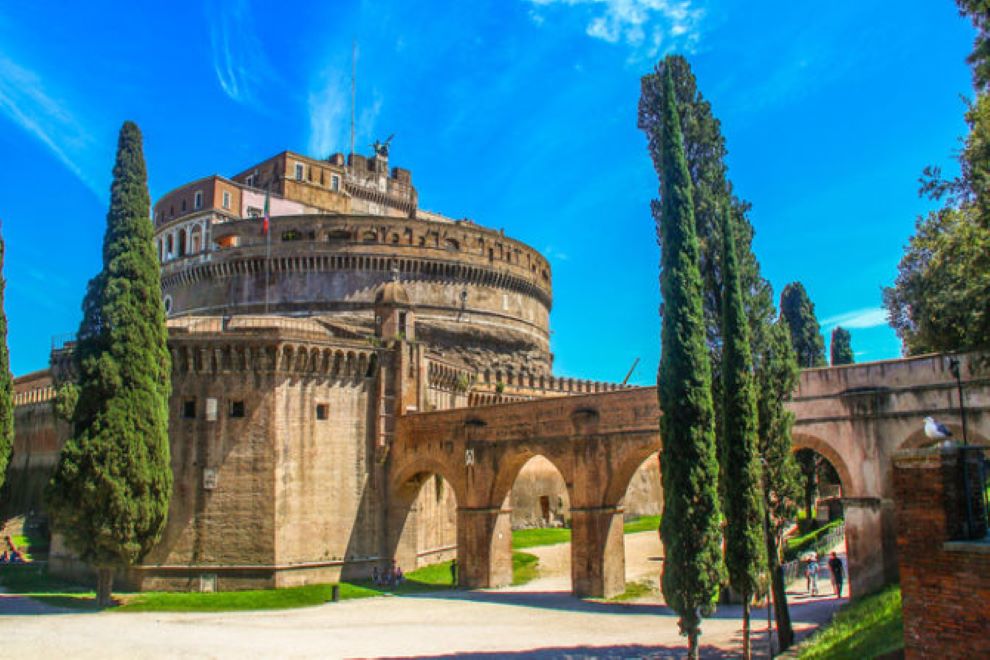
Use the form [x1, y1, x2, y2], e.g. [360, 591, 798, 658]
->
[262, 188, 270, 236]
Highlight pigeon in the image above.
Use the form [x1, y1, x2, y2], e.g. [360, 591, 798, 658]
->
[924, 416, 954, 445]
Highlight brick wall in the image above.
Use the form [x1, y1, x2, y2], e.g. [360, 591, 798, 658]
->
[893, 447, 990, 659]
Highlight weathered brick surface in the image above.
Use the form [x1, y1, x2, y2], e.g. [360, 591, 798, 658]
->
[893, 449, 990, 659]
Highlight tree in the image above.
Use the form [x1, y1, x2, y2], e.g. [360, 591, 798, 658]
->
[0, 228, 13, 492]
[46, 121, 172, 608]
[830, 327, 854, 366]
[957, 0, 990, 92]
[755, 320, 801, 651]
[642, 65, 724, 660]
[885, 4, 990, 356]
[779, 282, 825, 368]
[719, 207, 766, 660]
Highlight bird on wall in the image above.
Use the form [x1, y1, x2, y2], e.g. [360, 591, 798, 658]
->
[924, 416, 955, 446]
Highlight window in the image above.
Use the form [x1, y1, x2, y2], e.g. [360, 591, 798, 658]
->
[205, 398, 218, 421]
[295, 163, 304, 180]
[245, 174, 255, 188]
[222, 191, 231, 210]
[194, 191, 203, 209]
[330, 175, 340, 191]
[181, 199, 187, 212]
[282, 229, 301, 241]
[182, 399, 196, 419]
[229, 400, 245, 418]
[316, 404, 329, 420]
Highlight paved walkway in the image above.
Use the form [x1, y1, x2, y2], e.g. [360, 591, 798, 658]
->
[0, 532, 846, 659]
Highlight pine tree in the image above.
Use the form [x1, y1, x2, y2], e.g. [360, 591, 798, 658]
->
[779, 282, 826, 368]
[46, 121, 172, 607]
[0, 228, 13, 491]
[645, 65, 723, 660]
[755, 320, 802, 650]
[830, 326, 854, 366]
[719, 207, 766, 660]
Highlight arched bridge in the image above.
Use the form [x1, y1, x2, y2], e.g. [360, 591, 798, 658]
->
[388, 352, 989, 599]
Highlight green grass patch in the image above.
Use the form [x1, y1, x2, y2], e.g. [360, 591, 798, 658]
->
[797, 584, 903, 659]
[608, 578, 656, 602]
[623, 515, 661, 534]
[512, 527, 571, 549]
[511, 551, 539, 585]
[784, 518, 843, 562]
[0, 564, 100, 610]
[511, 515, 662, 550]
[116, 583, 378, 612]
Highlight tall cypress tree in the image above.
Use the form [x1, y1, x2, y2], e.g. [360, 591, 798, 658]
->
[719, 207, 766, 660]
[779, 282, 825, 368]
[645, 66, 723, 660]
[830, 327, 854, 366]
[755, 320, 801, 650]
[0, 228, 13, 491]
[47, 121, 172, 607]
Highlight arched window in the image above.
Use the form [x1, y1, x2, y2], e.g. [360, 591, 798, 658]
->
[190, 226, 203, 253]
[166, 234, 174, 260]
[177, 229, 187, 257]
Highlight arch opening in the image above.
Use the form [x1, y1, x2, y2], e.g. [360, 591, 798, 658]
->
[616, 451, 663, 597]
[386, 470, 459, 587]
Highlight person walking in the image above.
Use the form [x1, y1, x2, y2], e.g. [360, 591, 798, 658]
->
[828, 551, 845, 598]
[806, 553, 819, 596]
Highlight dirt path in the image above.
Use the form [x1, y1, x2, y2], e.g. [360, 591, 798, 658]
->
[0, 532, 847, 659]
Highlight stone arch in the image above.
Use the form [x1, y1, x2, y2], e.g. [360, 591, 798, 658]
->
[792, 431, 861, 497]
[603, 443, 663, 506]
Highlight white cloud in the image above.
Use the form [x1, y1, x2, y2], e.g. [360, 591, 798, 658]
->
[0, 53, 100, 196]
[307, 67, 350, 158]
[208, 0, 277, 106]
[822, 307, 889, 330]
[526, 0, 704, 58]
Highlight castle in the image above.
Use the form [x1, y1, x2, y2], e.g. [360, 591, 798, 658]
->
[8, 147, 659, 591]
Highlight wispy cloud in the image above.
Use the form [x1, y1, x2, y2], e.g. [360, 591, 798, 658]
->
[307, 66, 350, 158]
[0, 53, 101, 196]
[822, 307, 889, 330]
[209, 0, 277, 106]
[526, 0, 705, 59]
[544, 245, 570, 262]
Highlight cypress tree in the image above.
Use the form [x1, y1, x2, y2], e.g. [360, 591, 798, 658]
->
[47, 121, 172, 607]
[830, 326, 854, 366]
[755, 320, 802, 650]
[0, 228, 13, 491]
[646, 66, 723, 660]
[779, 282, 825, 368]
[719, 207, 766, 660]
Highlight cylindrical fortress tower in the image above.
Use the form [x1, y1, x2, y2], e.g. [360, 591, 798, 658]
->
[152, 150, 554, 375]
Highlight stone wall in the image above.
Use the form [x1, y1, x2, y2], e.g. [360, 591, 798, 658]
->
[893, 447, 990, 659]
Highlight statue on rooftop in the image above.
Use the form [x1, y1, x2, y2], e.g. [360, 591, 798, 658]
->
[372, 134, 395, 158]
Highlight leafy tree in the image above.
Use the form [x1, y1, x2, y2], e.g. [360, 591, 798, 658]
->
[830, 327, 854, 366]
[46, 121, 172, 607]
[780, 282, 825, 368]
[795, 449, 821, 526]
[642, 65, 724, 660]
[719, 207, 766, 660]
[0, 228, 12, 491]
[885, 4, 990, 355]
[957, 0, 990, 92]
[755, 320, 801, 650]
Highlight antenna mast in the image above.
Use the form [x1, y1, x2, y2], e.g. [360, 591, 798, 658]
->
[350, 40, 357, 162]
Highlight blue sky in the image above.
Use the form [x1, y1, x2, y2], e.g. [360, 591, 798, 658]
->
[0, 1, 975, 384]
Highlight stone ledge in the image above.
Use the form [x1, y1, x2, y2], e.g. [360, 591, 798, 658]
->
[943, 538, 990, 554]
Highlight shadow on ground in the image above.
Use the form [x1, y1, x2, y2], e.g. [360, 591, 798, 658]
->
[376, 643, 741, 659]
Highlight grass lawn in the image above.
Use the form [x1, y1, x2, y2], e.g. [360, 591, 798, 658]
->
[511, 515, 661, 550]
[784, 519, 843, 562]
[607, 578, 656, 602]
[117, 583, 378, 612]
[796, 584, 903, 659]
[0, 564, 101, 610]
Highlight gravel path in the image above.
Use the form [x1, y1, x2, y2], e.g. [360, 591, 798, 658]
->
[0, 532, 846, 659]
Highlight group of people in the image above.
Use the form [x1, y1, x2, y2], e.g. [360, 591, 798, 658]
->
[1, 535, 26, 563]
[805, 551, 845, 598]
[371, 561, 405, 588]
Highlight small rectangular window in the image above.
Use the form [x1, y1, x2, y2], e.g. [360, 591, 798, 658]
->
[181, 199, 187, 212]
[183, 399, 196, 419]
[245, 174, 255, 187]
[229, 400, 245, 418]
[222, 191, 231, 210]
[295, 163, 304, 180]
[205, 398, 218, 421]
[194, 191, 203, 209]
[331, 175, 340, 192]
[316, 404, 329, 420]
